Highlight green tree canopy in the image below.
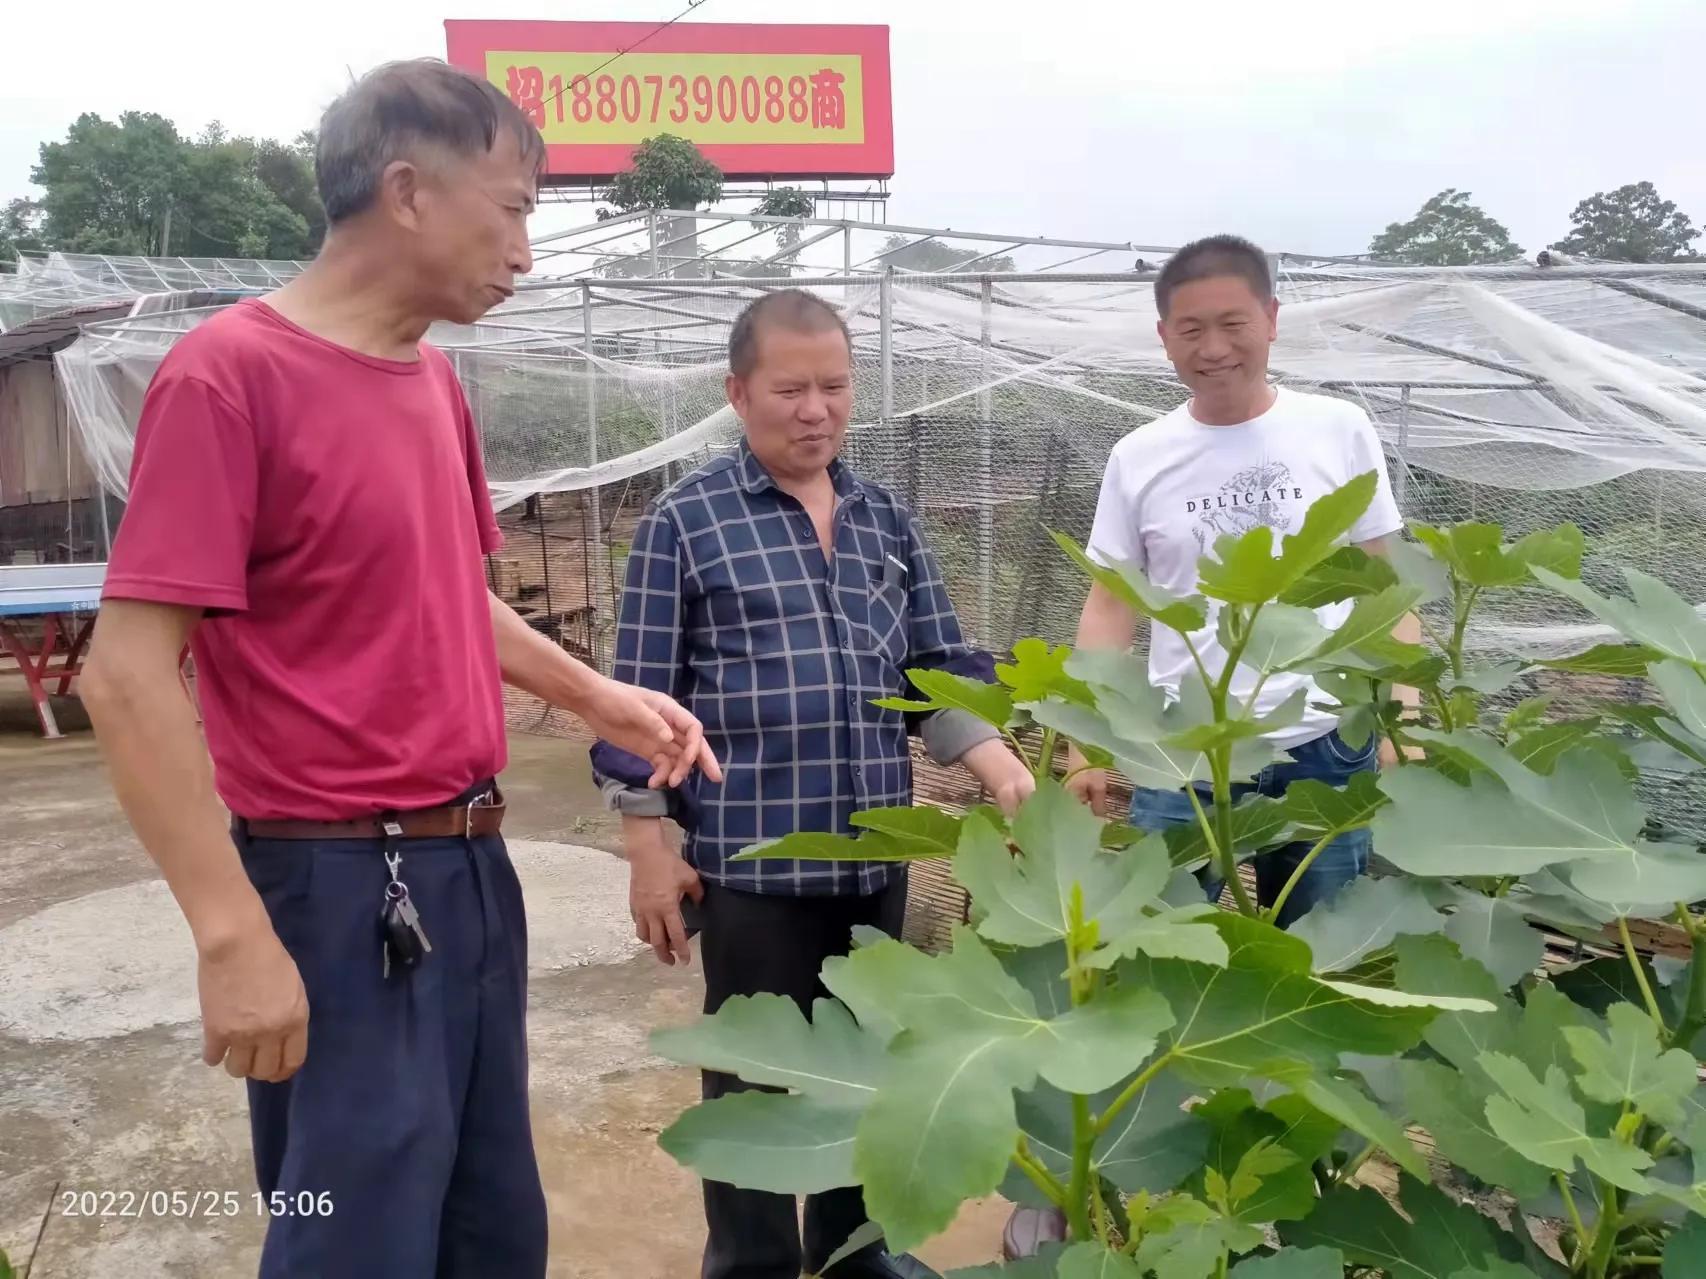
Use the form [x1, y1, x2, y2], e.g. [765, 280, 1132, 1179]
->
[879, 234, 1015, 273]
[22, 112, 322, 260]
[1368, 188, 1523, 265]
[753, 186, 816, 254]
[601, 134, 724, 215]
[0, 198, 45, 267]
[1550, 180, 1701, 262]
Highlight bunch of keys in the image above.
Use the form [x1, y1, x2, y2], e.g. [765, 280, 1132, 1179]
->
[380, 823, 432, 979]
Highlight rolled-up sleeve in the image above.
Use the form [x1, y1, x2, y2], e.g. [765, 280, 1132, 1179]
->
[589, 504, 688, 816]
[898, 509, 1002, 765]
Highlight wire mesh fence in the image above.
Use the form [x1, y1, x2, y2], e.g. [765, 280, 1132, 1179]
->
[43, 263, 1706, 878]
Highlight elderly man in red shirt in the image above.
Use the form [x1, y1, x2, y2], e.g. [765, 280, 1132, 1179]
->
[81, 60, 718, 1279]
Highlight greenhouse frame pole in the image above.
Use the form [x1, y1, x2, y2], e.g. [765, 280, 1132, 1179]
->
[583, 281, 603, 650]
[1396, 385, 1411, 505]
[978, 277, 995, 638]
[880, 269, 894, 422]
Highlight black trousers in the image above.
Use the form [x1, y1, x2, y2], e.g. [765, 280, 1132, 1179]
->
[693, 876, 909, 1279]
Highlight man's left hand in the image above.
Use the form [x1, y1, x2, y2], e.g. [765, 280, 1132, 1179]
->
[582, 678, 724, 789]
[961, 739, 1037, 817]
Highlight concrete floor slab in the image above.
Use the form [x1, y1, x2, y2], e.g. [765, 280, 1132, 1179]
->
[0, 714, 1011, 1276]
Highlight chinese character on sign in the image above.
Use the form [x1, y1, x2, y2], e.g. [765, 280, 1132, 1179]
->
[505, 65, 546, 128]
[809, 69, 847, 130]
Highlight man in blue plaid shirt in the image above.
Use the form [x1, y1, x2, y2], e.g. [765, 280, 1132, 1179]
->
[591, 290, 1033, 1279]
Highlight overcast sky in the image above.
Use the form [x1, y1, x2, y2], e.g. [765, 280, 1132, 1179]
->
[4, 0, 1702, 258]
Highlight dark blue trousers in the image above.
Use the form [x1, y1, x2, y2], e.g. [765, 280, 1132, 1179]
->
[236, 826, 546, 1279]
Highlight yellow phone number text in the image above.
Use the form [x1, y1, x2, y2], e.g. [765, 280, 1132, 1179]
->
[488, 51, 867, 145]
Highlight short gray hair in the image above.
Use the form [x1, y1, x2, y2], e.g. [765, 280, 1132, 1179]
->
[316, 59, 547, 225]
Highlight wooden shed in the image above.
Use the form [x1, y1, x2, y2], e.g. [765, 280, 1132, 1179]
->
[0, 302, 130, 564]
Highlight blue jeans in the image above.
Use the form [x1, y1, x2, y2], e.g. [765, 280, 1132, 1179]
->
[1128, 728, 1376, 930]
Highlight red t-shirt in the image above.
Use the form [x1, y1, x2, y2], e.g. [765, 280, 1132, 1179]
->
[104, 300, 507, 820]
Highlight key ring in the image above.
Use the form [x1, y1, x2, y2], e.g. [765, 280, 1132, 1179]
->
[384, 879, 407, 903]
[381, 818, 403, 884]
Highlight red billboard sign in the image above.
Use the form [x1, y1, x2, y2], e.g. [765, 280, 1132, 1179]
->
[444, 21, 894, 182]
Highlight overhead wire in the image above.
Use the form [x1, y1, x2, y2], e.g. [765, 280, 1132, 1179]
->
[536, 0, 716, 120]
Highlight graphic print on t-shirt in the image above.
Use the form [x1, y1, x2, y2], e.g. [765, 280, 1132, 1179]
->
[1185, 460, 1307, 549]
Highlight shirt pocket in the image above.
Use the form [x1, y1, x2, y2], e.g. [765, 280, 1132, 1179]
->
[865, 571, 909, 665]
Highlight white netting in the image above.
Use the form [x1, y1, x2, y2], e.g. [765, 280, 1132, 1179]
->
[32, 246, 1706, 829]
[50, 258, 1706, 663]
[0, 250, 307, 331]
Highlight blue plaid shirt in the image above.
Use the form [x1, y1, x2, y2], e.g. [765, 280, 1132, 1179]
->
[590, 440, 996, 896]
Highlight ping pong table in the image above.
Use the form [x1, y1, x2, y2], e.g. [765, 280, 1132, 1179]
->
[0, 563, 105, 738]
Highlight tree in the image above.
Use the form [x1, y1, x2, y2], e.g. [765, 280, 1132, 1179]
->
[172, 125, 313, 259]
[1551, 179, 1701, 262]
[0, 197, 45, 267]
[601, 134, 724, 215]
[1368, 188, 1523, 265]
[878, 233, 1015, 273]
[25, 112, 323, 261]
[253, 134, 326, 250]
[34, 111, 187, 255]
[752, 186, 816, 256]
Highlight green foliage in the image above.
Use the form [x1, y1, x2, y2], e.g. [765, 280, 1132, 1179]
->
[752, 186, 816, 254]
[602, 134, 724, 213]
[734, 804, 964, 864]
[28, 112, 320, 259]
[1551, 180, 1702, 263]
[1197, 473, 1380, 605]
[1230, 1249, 1344, 1278]
[0, 197, 45, 266]
[1369, 188, 1524, 265]
[1286, 875, 1440, 972]
[1665, 1217, 1706, 1275]
[874, 666, 1015, 728]
[1283, 1178, 1512, 1278]
[656, 481, 1706, 1276]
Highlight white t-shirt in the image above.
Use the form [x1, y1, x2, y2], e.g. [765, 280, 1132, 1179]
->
[1086, 387, 1403, 749]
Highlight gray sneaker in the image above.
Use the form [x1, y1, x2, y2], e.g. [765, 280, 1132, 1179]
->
[1002, 1206, 1068, 1260]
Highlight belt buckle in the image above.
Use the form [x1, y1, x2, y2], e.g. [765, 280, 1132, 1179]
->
[465, 788, 493, 839]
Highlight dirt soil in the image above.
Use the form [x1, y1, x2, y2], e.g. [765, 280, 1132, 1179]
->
[0, 698, 1011, 1277]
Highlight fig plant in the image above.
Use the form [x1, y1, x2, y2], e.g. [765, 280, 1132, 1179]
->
[653, 475, 1706, 1278]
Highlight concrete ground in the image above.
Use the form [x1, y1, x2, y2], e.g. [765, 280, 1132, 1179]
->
[0, 695, 1010, 1277]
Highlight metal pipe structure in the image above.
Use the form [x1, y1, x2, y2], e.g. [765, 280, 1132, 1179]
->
[880, 269, 894, 422]
[582, 282, 603, 642]
[518, 263, 1706, 290]
[944, 243, 1027, 274]
[1596, 278, 1706, 325]
[1396, 385, 1412, 505]
[977, 278, 995, 638]
[852, 235, 942, 272]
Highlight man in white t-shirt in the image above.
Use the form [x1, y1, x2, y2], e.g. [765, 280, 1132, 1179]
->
[1067, 234, 1417, 929]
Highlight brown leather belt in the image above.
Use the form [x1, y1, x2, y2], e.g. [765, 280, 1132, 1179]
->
[242, 789, 506, 841]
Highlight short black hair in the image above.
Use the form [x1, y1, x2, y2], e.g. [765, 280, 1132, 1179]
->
[1155, 234, 1272, 319]
[316, 59, 547, 225]
[727, 289, 852, 378]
